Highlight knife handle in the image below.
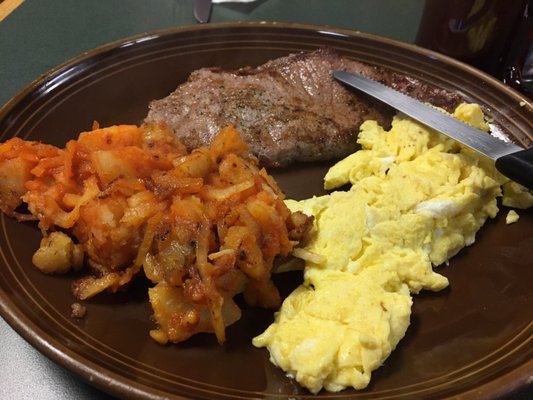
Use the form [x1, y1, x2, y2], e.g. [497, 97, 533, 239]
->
[495, 148, 533, 190]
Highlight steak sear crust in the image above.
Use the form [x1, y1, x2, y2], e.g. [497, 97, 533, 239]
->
[145, 48, 463, 167]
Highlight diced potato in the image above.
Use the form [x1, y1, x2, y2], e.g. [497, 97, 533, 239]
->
[209, 126, 249, 159]
[91, 150, 136, 184]
[32, 231, 83, 274]
[218, 153, 258, 184]
[171, 149, 213, 178]
[149, 282, 242, 345]
[0, 157, 32, 213]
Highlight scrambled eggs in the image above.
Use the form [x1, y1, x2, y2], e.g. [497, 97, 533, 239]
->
[506, 210, 520, 224]
[253, 104, 533, 393]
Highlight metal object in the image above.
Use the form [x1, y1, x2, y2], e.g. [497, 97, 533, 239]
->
[193, 0, 212, 23]
[333, 70, 533, 189]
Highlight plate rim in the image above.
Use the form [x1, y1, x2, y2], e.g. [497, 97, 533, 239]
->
[0, 21, 531, 400]
[2, 21, 531, 116]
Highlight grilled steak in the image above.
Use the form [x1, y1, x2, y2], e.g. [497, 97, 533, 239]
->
[145, 48, 463, 167]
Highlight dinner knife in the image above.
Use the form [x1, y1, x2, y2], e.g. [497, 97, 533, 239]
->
[334, 70, 533, 190]
[193, 0, 212, 23]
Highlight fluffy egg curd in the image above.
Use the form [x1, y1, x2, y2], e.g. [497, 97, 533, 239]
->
[252, 103, 533, 393]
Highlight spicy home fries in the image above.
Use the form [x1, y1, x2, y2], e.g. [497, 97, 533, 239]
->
[0, 123, 311, 344]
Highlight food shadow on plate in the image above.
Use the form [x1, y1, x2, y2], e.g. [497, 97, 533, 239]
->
[83, 275, 150, 306]
[271, 160, 341, 200]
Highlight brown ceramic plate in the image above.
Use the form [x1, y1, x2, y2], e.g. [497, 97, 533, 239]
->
[0, 22, 531, 400]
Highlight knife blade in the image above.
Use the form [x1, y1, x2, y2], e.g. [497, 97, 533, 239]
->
[193, 0, 212, 23]
[334, 70, 533, 190]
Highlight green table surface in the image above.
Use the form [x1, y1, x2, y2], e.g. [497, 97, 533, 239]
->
[0, 0, 427, 107]
[0, 1, 530, 399]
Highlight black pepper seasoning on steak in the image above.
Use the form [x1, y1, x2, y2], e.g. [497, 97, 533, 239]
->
[145, 48, 463, 167]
